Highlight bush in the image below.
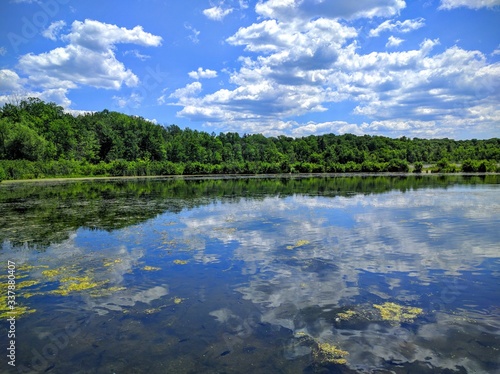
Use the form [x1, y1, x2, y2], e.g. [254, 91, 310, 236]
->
[413, 161, 424, 173]
[461, 159, 477, 172]
[0, 165, 6, 181]
[344, 161, 362, 172]
[387, 159, 409, 172]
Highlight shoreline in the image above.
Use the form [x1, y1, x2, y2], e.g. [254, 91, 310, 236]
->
[1, 172, 499, 185]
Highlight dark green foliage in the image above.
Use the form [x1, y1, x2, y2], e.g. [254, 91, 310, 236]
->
[0, 98, 498, 180]
[413, 162, 424, 173]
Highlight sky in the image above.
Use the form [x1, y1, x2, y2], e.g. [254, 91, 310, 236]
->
[0, 0, 499, 139]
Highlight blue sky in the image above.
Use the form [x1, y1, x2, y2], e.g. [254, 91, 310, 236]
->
[1, 0, 499, 139]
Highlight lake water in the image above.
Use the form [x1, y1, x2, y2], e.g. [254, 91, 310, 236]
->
[1, 175, 499, 374]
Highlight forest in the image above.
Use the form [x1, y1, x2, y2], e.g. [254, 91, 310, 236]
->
[0, 98, 499, 180]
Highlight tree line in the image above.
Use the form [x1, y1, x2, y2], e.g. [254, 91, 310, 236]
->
[0, 98, 498, 180]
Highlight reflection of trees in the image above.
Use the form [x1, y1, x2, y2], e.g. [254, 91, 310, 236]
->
[0, 174, 497, 248]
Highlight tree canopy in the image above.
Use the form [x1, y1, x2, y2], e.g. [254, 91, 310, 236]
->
[0, 98, 498, 180]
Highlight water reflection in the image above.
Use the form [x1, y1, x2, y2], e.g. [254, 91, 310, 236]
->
[0, 175, 499, 373]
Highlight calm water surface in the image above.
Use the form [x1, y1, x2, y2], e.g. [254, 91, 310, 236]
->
[0, 175, 499, 373]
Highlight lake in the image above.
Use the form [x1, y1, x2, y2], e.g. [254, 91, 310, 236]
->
[1, 175, 499, 373]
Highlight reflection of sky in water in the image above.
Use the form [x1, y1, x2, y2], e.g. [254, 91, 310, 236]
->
[2, 181, 499, 373]
[174, 186, 500, 372]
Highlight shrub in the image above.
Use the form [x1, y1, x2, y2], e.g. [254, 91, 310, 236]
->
[413, 161, 424, 173]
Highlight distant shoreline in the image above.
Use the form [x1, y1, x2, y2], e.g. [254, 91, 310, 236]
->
[2, 172, 499, 185]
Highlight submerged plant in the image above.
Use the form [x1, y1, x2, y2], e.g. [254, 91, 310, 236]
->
[173, 259, 188, 265]
[336, 310, 357, 321]
[373, 302, 423, 323]
[52, 276, 108, 296]
[142, 265, 161, 271]
[313, 342, 349, 365]
[286, 239, 310, 250]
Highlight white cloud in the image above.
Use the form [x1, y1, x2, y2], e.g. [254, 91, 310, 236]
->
[0, 69, 23, 92]
[113, 92, 143, 108]
[203, 5, 233, 21]
[42, 20, 66, 41]
[184, 23, 200, 44]
[386, 35, 404, 47]
[169, 1, 500, 138]
[12, 19, 162, 108]
[291, 121, 366, 137]
[439, 0, 500, 9]
[0, 47, 6, 56]
[369, 17, 425, 37]
[255, 0, 406, 21]
[188, 67, 218, 80]
[123, 49, 151, 61]
[169, 82, 202, 99]
[62, 19, 162, 52]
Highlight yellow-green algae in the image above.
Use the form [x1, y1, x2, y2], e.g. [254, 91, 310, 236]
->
[373, 302, 423, 323]
[41, 265, 111, 297]
[337, 310, 357, 321]
[313, 342, 349, 365]
[103, 258, 123, 267]
[0, 277, 39, 319]
[142, 265, 161, 271]
[173, 297, 183, 304]
[89, 286, 127, 298]
[294, 331, 349, 366]
[286, 240, 310, 250]
[52, 275, 109, 296]
[173, 259, 188, 265]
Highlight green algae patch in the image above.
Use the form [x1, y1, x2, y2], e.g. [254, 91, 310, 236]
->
[42, 266, 70, 278]
[337, 310, 357, 321]
[0, 301, 35, 319]
[173, 259, 188, 265]
[313, 342, 349, 365]
[293, 332, 349, 366]
[0, 278, 40, 319]
[103, 259, 123, 267]
[142, 265, 161, 271]
[89, 286, 127, 298]
[286, 240, 310, 250]
[373, 302, 423, 323]
[52, 275, 109, 296]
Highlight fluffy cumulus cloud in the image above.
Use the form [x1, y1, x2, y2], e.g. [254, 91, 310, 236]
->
[0, 69, 23, 92]
[168, 0, 500, 138]
[203, 2, 233, 21]
[10, 20, 162, 108]
[439, 0, 500, 9]
[369, 17, 425, 37]
[386, 35, 404, 47]
[255, 0, 406, 20]
[41, 20, 67, 41]
[188, 67, 218, 80]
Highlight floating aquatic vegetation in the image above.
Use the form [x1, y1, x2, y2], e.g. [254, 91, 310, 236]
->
[89, 286, 127, 298]
[173, 259, 188, 265]
[0, 299, 35, 319]
[286, 240, 310, 250]
[142, 265, 161, 271]
[373, 302, 423, 323]
[293, 331, 349, 365]
[313, 342, 349, 365]
[144, 307, 163, 314]
[0, 278, 39, 319]
[52, 276, 109, 296]
[336, 310, 357, 321]
[103, 258, 123, 267]
[42, 266, 71, 278]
